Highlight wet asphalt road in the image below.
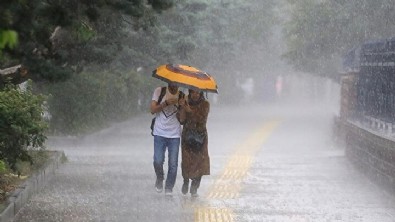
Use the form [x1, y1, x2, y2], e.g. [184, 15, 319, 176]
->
[14, 103, 395, 222]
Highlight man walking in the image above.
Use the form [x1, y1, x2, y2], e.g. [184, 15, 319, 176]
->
[150, 83, 183, 195]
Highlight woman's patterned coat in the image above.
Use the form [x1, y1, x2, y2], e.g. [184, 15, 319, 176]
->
[180, 99, 210, 179]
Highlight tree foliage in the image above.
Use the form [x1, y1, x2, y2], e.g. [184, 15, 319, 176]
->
[283, 0, 395, 76]
[1, 0, 280, 135]
[0, 83, 47, 169]
[0, 30, 18, 50]
[44, 69, 149, 135]
[0, 0, 175, 82]
[150, 0, 277, 103]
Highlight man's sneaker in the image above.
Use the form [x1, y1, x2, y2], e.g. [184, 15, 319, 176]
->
[155, 179, 163, 193]
[165, 189, 173, 196]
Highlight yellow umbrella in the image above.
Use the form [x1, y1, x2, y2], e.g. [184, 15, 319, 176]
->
[152, 64, 218, 93]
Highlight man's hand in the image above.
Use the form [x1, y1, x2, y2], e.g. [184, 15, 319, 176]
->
[165, 98, 178, 106]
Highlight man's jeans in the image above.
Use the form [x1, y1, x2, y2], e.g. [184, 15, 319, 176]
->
[153, 135, 180, 191]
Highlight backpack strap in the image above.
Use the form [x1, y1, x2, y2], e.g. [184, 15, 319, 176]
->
[158, 87, 184, 104]
[157, 87, 167, 104]
[152, 87, 167, 135]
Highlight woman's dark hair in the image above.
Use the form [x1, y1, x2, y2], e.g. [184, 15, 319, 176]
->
[188, 89, 205, 105]
[188, 89, 204, 98]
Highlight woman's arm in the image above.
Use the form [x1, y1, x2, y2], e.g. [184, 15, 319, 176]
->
[177, 97, 190, 123]
[189, 101, 210, 126]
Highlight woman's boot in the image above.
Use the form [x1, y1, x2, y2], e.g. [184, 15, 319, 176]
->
[182, 178, 189, 195]
[190, 177, 201, 197]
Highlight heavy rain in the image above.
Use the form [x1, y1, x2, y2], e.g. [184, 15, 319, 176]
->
[0, 0, 395, 221]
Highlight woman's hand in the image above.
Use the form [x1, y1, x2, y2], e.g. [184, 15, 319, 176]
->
[179, 98, 192, 112]
[183, 102, 192, 112]
[179, 97, 186, 107]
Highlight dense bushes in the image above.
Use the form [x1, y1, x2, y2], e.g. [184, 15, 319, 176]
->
[44, 70, 155, 135]
[0, 84, 47, 170]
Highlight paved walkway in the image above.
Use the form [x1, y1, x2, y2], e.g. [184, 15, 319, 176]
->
[14, 104, 395, 222]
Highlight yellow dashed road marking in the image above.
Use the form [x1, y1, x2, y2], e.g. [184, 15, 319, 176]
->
[195, 208, 234, 222]
[193, 119, 281, 222]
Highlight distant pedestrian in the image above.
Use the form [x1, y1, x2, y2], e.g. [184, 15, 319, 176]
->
[150, 83, 184, 195]
[178, 89, 210, 197]
[275, 75, 283, 100]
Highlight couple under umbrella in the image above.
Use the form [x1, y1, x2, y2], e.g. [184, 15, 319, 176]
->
[150, 64, 218, 197]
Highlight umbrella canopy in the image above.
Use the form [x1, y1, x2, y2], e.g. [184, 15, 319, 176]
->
[152, 64, 218, 93]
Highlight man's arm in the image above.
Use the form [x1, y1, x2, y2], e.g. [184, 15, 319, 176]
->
[150, 98, 179, 114]
[150, 100, 167, 114]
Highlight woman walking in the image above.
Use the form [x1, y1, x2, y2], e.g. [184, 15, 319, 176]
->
[178, 89, 210, 197]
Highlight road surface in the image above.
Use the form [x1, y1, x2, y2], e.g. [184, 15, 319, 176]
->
[14, 103, 395, 222]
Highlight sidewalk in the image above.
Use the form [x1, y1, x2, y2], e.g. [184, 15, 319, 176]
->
[13, 114, 199, 222]
[0, 151, 65, 222]
[12, 105, 395, 222]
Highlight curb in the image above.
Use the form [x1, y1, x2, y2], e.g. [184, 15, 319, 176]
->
[0, 150, 66, 222]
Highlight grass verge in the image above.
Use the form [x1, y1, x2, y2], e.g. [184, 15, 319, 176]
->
[0, 150, 59, 212]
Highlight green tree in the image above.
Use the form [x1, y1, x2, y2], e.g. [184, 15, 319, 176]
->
[149, 0, 277, 103]
[0, 30, 18, 51]
[283, 0, 395, 77]
[44, 69, 149, 135]
[0, 0, 175, 82]
[0, 0, 179, 135]
[1, 0, 280, 135]
[0, 83, 47, 169]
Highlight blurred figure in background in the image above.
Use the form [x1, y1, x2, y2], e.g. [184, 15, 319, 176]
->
[275, 75, 283, 101]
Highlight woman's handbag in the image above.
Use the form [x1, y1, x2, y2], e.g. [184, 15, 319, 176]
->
[185, 129, 206, 151]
